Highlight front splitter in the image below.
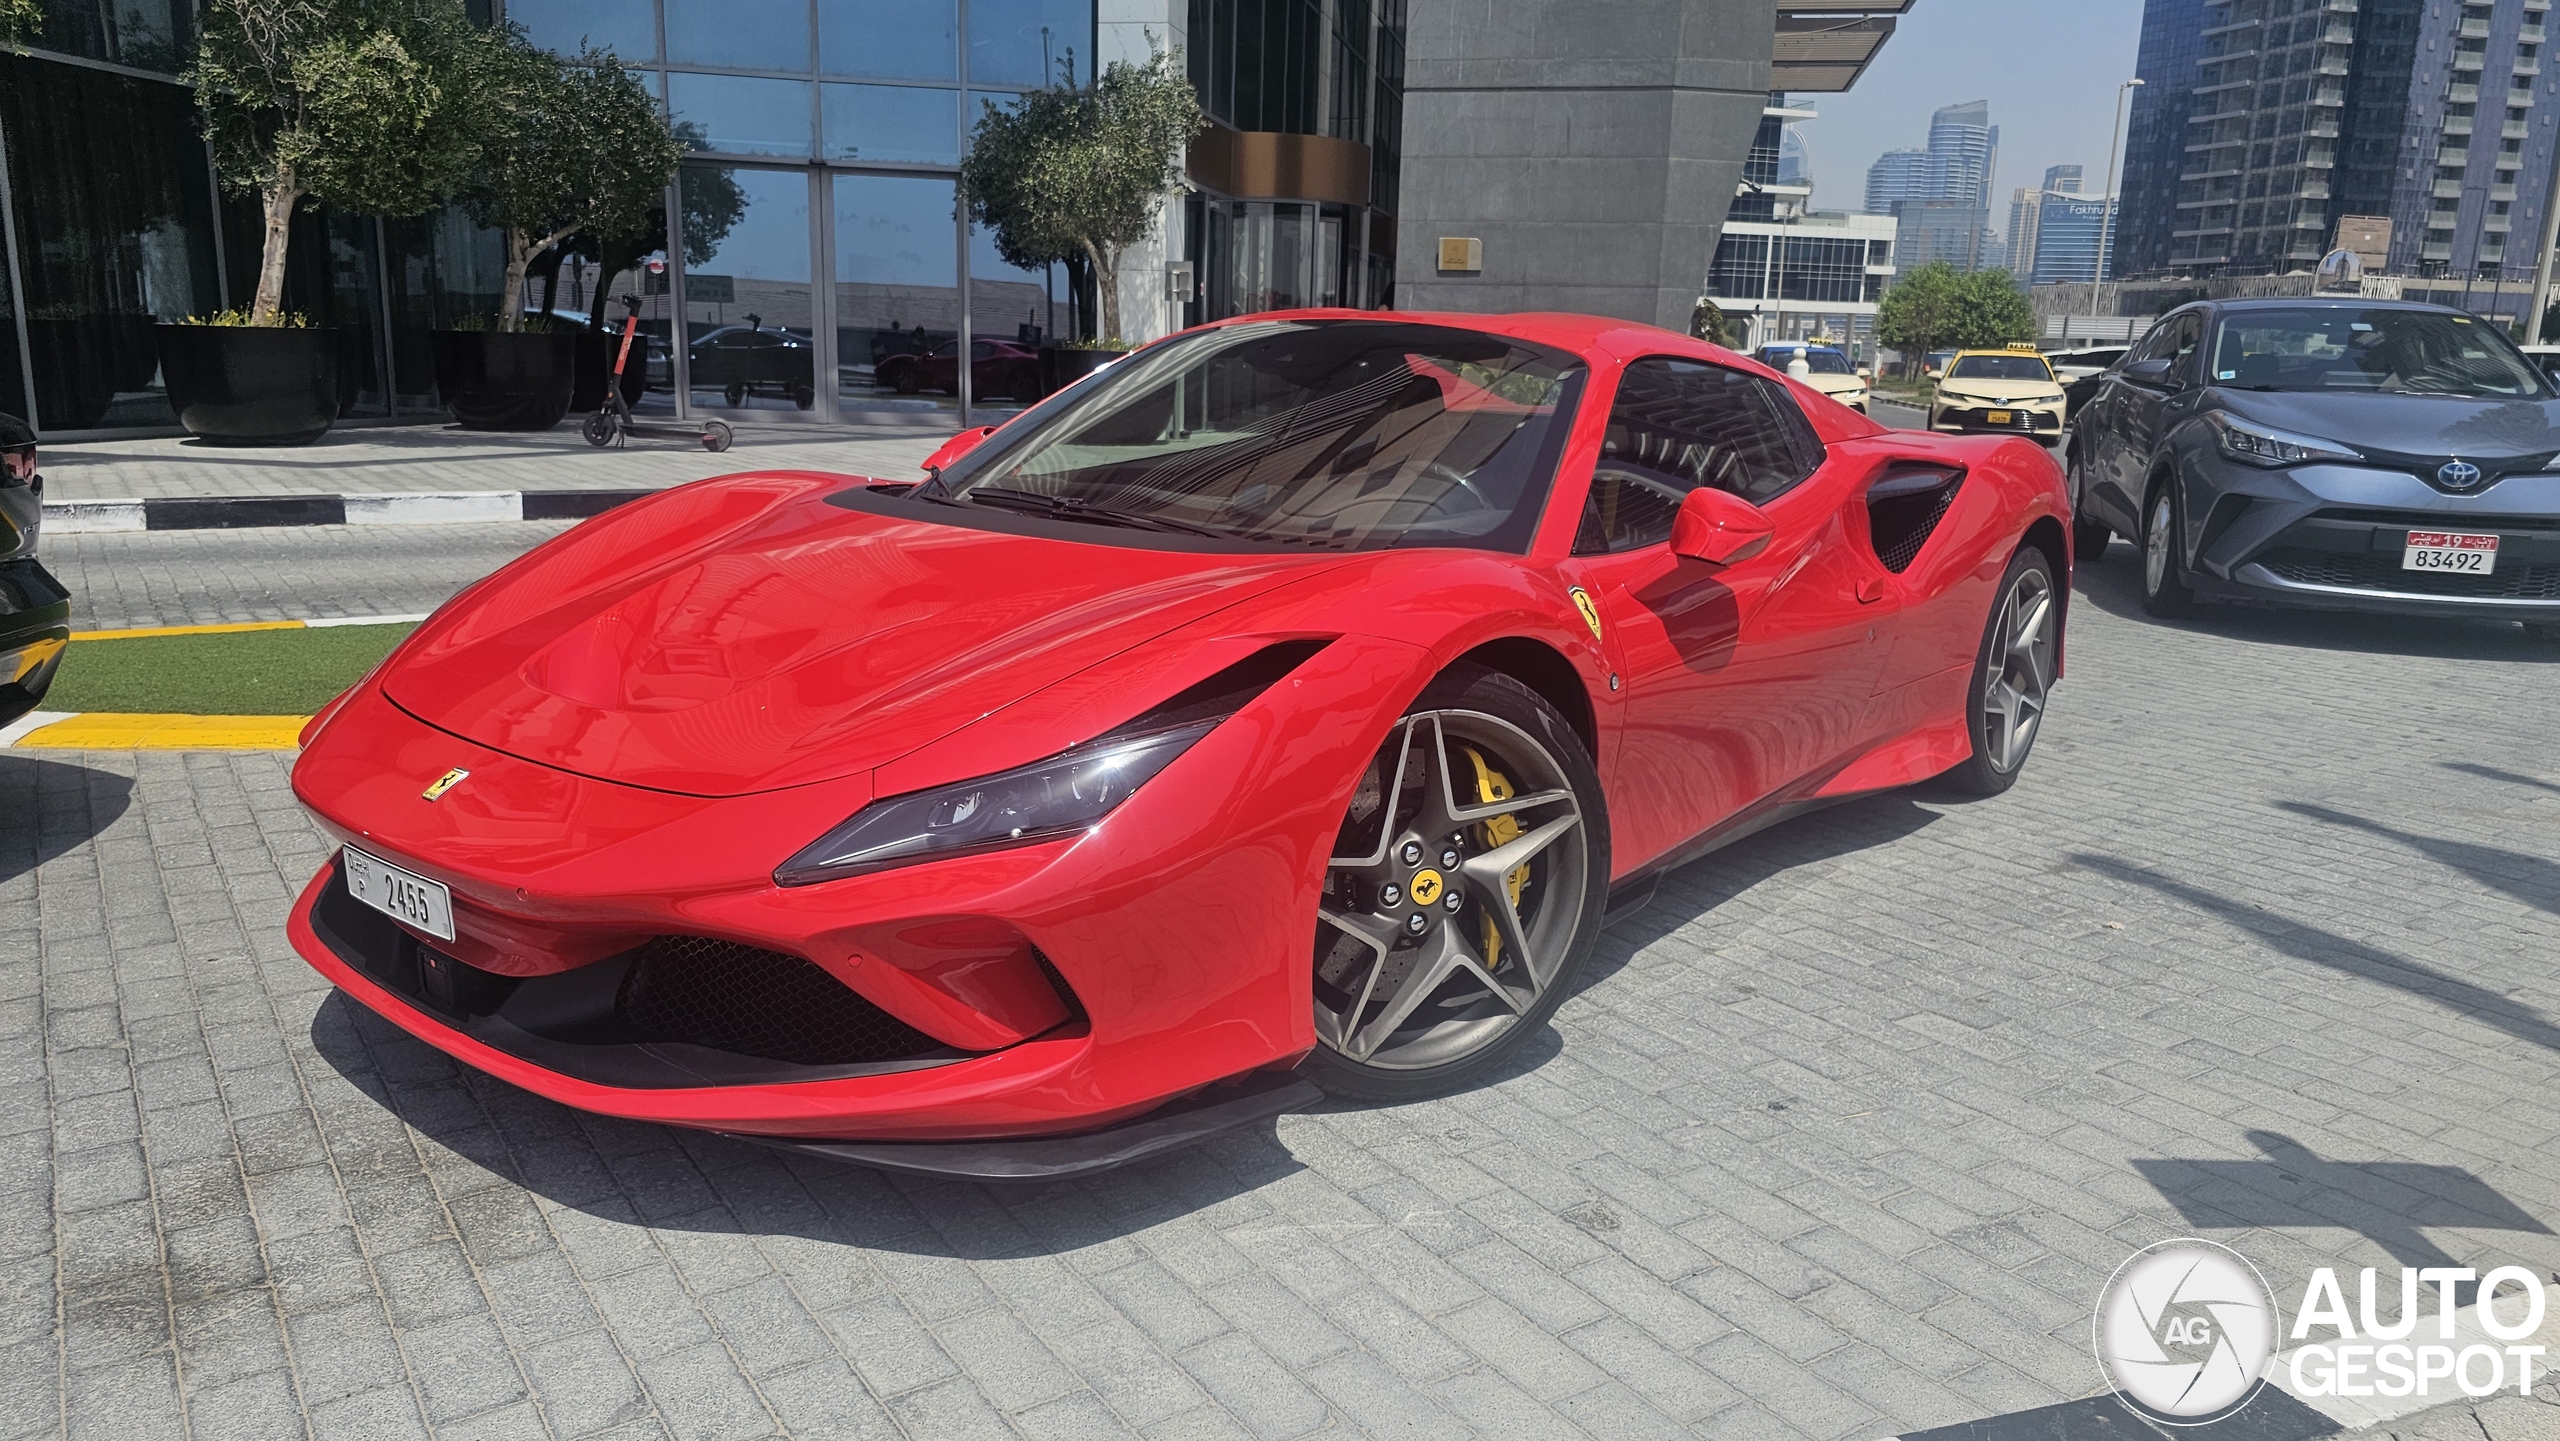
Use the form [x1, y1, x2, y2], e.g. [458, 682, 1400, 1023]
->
[719, 1070, 1323, 1182]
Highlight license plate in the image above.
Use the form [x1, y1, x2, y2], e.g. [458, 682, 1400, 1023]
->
[343, 847, 455, 940]
[2403, 529, 2498, 575]
[1987, 410, 2013, 425]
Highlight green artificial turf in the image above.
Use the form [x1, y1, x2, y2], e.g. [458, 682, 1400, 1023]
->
[46, 623, 416, 715]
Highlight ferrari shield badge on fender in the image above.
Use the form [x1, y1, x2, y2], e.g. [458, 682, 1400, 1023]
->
[421, 768, 470, 802]
[1569, 586, 1603, 642]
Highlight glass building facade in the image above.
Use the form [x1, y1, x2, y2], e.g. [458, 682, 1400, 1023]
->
[1, 0, 1407, 437]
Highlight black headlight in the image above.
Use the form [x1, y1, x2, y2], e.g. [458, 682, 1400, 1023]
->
[773, 722, 1214, 887]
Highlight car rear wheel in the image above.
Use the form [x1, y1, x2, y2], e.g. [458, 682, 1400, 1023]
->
[1941, 548, 2058, 797]
[2141, 479, 2195, 617]
[1300, 666, 1609, 1101]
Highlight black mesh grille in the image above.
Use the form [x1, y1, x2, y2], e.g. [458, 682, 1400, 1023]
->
[2257, 548, 2560, 600]
[616, 936, 943, 1065]
[1868, 468, 1964, 574]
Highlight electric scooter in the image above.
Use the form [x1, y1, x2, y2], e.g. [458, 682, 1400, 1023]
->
[583, 294, 734, 452]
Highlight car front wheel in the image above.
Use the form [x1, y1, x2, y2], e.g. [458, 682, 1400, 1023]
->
[2067, 447, 2110, 561]
[2141, 479, 2195, 617]
[1300, 666, 1609, 1101]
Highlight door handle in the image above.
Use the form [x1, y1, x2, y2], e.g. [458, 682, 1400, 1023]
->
[1856, 577, 1887, 604]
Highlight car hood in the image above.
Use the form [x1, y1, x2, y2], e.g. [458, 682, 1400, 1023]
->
[382, 473, 1343, 797]
[2214, 389, 2560, 460]
[1792, 373, 1866, 397]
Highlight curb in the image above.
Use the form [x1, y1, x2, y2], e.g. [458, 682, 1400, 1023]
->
[42, 488, 662, 535]
[71, 614, 426, 641]
[1, 712, 309, 749]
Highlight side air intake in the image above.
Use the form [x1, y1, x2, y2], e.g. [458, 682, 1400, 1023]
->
[1867, 465, 1965, 574]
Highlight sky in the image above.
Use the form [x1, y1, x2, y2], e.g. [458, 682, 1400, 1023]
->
[1798, 0, 2147, 215]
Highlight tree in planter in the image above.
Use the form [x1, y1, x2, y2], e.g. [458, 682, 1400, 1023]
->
[192, 0, 484, 324]
[960, 47, 1203, 347]
[1877, 263, 2037, 375]
[546, 129, 744, 333]
[462, 30, 682, 333]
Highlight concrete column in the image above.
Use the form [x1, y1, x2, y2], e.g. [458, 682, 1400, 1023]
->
[1392, 0, 1774, 330]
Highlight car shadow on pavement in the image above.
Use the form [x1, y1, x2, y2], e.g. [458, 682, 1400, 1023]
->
[1574, 792, 1946, 999]
[0, 754, 134, 885]
[2071, 541, 2559, 661]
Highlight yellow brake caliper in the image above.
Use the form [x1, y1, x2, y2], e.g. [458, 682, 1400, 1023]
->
[1460, 746, 1531, 968]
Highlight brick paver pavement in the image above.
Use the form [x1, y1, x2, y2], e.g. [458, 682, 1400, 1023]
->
[39, 425, 946, 502]
[9, 547, 2560, 1439]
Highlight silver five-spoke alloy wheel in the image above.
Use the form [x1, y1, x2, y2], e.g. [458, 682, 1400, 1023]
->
[1313, 709, 1592, 1072]
[1979, 565, 2055, 774]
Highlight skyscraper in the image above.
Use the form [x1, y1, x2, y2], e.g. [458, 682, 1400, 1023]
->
[1867, 100, 2002, 271]
[2121, 0, 2554, 281]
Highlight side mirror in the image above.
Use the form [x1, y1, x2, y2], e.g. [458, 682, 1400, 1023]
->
[2123, 357, 2176, 387]
[1671, 487, 1776, 566]
[921, 425, 998, 476]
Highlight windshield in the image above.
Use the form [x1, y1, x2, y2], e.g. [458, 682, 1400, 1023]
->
[933, 320, 1586, 552]
[2209, 308, 2550, 397]
[1947, 355, 2053, 382]
[1766, 349, 1854, 375]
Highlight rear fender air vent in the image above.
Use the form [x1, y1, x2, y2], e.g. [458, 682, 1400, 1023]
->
[1866, 464, 1966, 574]
[1101, 638, 1333, 740]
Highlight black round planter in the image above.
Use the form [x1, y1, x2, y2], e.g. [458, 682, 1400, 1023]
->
[155, 324, 342, 445]
[1040, 345, 1127, 397]
[570, 328, 650, 414]
[431, 329, 578, 431]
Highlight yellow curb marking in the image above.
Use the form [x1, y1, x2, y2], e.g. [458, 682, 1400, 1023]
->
[16, 714, 311, 749]
[71, 620, 308, 641]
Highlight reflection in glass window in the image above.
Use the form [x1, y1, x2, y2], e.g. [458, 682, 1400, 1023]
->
[510, 0, 657, 61]
[967, 0, 1091, 87]
[972, 221, 1055, 347]
[819, 0, 957, 79]
[668, 74, 815, 158]
[834, 175, 959, 407]
[666, 0, 811, 71]
[821, 85, 960, 165]
[682, 166, 815, 408]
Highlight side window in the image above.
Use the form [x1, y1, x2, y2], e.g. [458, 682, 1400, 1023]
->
[1574, 358, 1823, 555]
[2164, 314, 2204, 380]
[2128, 317, 2178, 364]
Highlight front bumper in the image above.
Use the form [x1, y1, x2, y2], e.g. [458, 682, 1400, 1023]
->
[1931, 400, 2064, 437]
[0, 557, 70, 726]
[286, 638, 1420, 1143]
[2175, 455, 2560, 620]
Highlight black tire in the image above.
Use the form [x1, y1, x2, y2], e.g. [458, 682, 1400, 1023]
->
[792, 383, 815, 410]
[2139, 476, 2195, 617]
[1941, 547, 2060, 797]
[1299, 665, 1610, 1102]
[888, 364, 919, 395]
[580, 411, 615, 448]
[1007, 365, 1041, 401]
[2066, 443, 2109, 561]
[701, 420, 733, 453]
[722, 380, 746, 407]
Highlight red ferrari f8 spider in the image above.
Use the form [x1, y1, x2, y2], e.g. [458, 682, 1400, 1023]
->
[289, 311, 2070, 1178]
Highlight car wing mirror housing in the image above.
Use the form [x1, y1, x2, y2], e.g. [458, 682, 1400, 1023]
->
[1671, 487, 1777, 566]
[921, 425, 999, 476]
[2123, 357, 2175, 386]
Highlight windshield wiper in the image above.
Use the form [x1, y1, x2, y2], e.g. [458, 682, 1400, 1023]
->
[962, 486, 1229, 537]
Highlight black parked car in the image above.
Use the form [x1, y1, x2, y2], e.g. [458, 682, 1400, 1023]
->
[2066, 298, 2560, 640]
[1, 412, 71, 725]
[689, 324, 816, 409]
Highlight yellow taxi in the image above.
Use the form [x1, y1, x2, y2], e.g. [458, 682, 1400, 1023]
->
[1928, 343, 2067, 439]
